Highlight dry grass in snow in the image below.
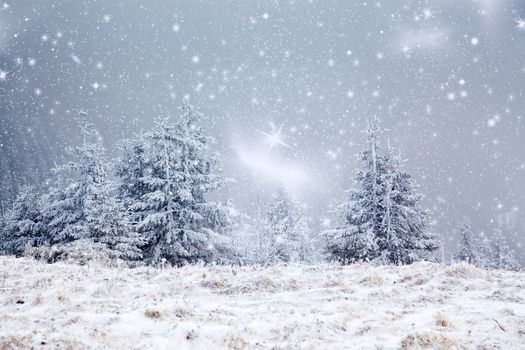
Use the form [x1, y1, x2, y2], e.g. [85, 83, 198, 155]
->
[1, 256, 524, 349]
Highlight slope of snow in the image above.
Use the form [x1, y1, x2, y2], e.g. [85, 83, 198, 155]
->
[0, 257, 524, 349]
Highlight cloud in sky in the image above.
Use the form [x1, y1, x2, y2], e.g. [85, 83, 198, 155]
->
[235, 144, 310, 194]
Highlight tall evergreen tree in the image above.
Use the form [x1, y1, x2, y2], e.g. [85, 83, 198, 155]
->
[116, 132, 150, 209]
[120, 101, 228, 266]
[41, 112, 142, 263]
[42, 113, 105, 245]
[85, 183, 144, 261]
[1, 185, 45, 256]
[378, 145, 438, 264]
[324, 117, 384, 264]
[325, 117, 437, 265]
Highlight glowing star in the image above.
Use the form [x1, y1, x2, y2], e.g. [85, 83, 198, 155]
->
[257, 123, 293, 153]
[515, 17, 525, 31]
[423, 8, 434, 20]
[0, 69, 8, 82]
[320, 217, 332, 228]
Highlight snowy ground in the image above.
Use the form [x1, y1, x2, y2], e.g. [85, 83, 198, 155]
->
[0, 257, 524, 349]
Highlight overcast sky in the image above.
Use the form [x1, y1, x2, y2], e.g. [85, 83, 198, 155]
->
[1, 0, 524, 259]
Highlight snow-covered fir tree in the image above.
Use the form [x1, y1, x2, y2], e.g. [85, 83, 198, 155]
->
[84, 184, 144, 262]
[453, 224, 484, 266]
[115, 132, 150, 209]
[491, 229, 520, 271]
[40, 112, 143, 263]
[377, 144, 438, 264]
[265, 186, 313, 263]
[478, 232, 494, 268]
[119, 101, 229, 266]
[490, 212, 520, 271]
[325, 117, 438, 265]
[41, 114, 105, 246]
[1, 185, 45, 256]
[324, 118, 383, 264]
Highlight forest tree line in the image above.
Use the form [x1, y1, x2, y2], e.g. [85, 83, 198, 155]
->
[0, 103, 520, 270]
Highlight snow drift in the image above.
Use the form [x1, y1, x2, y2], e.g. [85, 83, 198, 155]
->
[1, 257, 524, 349]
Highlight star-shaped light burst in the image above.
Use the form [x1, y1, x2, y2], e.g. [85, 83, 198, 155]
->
[257, 123, 292, 153]
[0, 69, 8, 82]
[515, 17, 525, 31]
[320, 216, 332, 228]
[423, 8, 434, 20]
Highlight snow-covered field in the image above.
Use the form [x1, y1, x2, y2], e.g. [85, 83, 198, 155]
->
[0, 257, 524, 349]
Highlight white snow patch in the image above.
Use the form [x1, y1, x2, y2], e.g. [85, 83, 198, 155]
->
[0, 257, 524, 349]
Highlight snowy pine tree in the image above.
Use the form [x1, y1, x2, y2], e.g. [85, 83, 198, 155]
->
[120, 101, 228, 266]
[40, 112, 142, 263]
[41, 114, 105, 246]
[116, 131, 150, 209]
[324, 118, 384, 264]
[378, 144, 438, 264]
[490, 212, 520, 271]
[453, 224, 484, 266]
[491, 229, 520, 271]
[1, 185, 45, 256]
[325, 118, 437, 265]
[85, 183, 144, 262]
